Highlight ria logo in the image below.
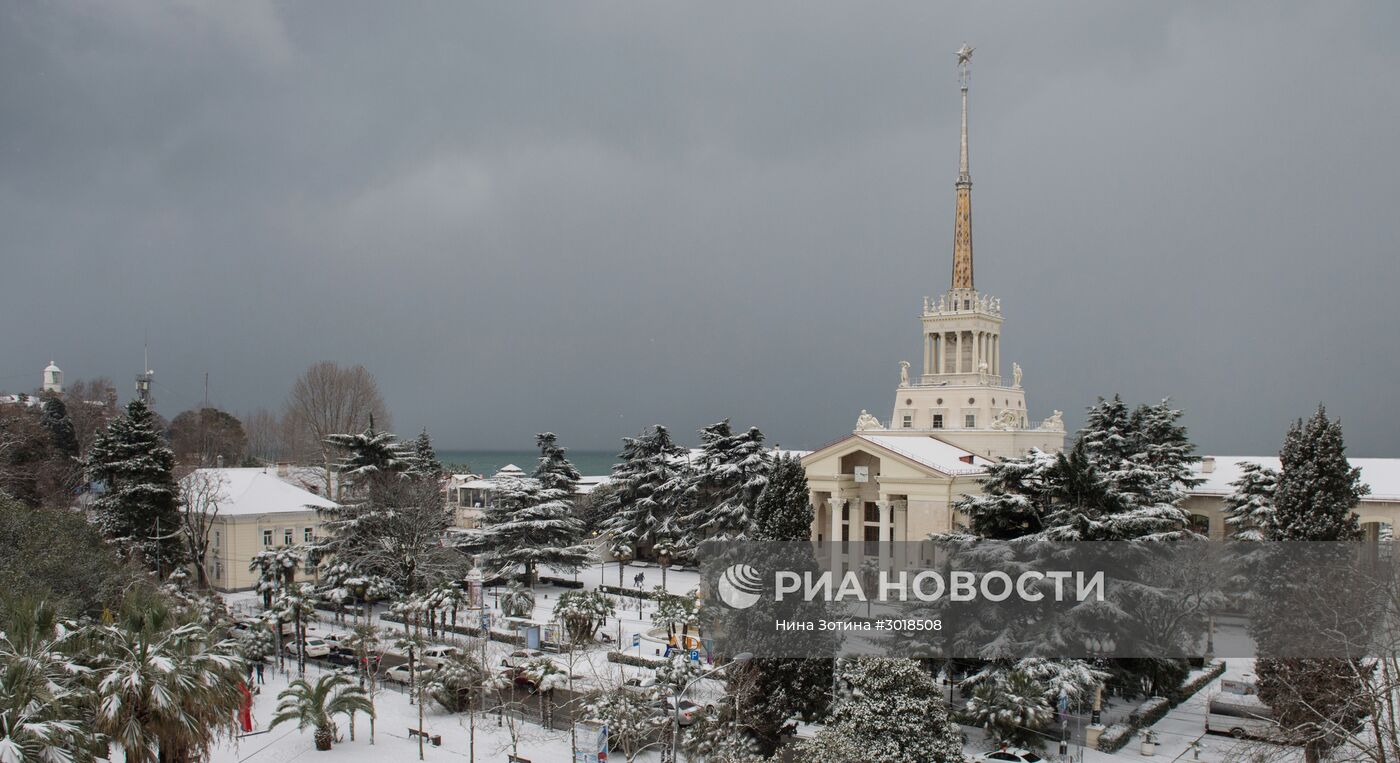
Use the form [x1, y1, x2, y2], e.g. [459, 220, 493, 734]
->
[716, 564, 764, 609]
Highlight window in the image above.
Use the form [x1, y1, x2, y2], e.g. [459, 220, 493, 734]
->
[214, 561, 223, 579]
[864, 502, 880, 523]
[213, 529, 221, 548]
[964, 413, 977, 428]
[1189, 514, 1211, 536]
[304, 527, 314, 543]
[283, 528, 294, 546]
[931, 413, 944, 429]
[864, 525, 880, 555]
[262, 529, 273, 547]
[901, 414, 912, 428]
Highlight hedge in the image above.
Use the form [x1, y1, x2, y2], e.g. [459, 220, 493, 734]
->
[607, 650, 667, 668]
[1096, 660, 1227, 753]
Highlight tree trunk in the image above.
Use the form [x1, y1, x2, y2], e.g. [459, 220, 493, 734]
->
[315, 725, 333, 750]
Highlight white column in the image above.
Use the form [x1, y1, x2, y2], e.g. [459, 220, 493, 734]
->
[829, 498, 844, 572]
[877, 499, 893, 567]
[923, 334, 932, 376]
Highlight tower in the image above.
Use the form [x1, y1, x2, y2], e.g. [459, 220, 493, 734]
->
[42, 361, 63, 395]
[878, 44, 1065, 459]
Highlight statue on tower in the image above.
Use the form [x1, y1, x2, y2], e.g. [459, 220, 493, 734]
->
[898, 360, 910, 387]
[1012, 362, 1023, 388]
[856, 410, 882, 431]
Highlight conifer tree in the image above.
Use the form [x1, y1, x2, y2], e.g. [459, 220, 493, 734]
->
[533, 432, 581, 493]
[804, 657, 965, 763]
[680, 421, 771, 541]
[408, 428, 443, 480]
[1223, 461, 1278, 541]
[1270, 406, 1366, 542]
[472, 433, 590, 584]
[39, 395, 79, 459]
[474, 476, 590, 584]
[1254, 406, 1370, 763]
[752, 452, 811, 542]
[88, 399, 186, 575]
[597, 426, 687, 552]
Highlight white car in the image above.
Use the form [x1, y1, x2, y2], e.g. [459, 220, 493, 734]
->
[420, 645, 462, 667]
[288, 637, 331, 658]
[386, 663, 432, 685]
[652, 697, 704, 727]
[975, 749, 1044, 763]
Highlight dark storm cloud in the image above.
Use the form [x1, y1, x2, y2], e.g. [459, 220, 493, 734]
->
[3, 1, 1398, 455]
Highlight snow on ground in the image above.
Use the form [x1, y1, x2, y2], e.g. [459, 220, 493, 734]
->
[212, 660, 665, 763]
[221, 564, 1302, 763]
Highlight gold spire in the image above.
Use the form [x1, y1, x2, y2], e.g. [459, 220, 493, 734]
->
[951, 43, 974, 290]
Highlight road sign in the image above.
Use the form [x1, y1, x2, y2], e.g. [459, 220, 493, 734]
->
[689, 649, 700, 662]
[632, 633, 641, 648]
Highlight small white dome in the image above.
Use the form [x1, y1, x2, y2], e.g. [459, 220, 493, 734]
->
[44, 361, 61, 373]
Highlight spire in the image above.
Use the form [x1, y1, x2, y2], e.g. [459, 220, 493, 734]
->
[951, 43, 975, 291]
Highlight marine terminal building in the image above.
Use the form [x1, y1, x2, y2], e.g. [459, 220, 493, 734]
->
[799, 48, 1397, 566]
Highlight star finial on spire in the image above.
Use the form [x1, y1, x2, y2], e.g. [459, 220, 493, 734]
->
[956, 43, 974, 66]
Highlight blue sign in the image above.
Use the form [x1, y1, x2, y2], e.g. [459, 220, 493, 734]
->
[631, 634, 641, 648]
[689, 649, 700, 662]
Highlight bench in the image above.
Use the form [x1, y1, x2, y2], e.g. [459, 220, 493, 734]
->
[406, 728, 442, 746]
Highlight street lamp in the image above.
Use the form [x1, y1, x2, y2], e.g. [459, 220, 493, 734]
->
[671, 652, 752, 763]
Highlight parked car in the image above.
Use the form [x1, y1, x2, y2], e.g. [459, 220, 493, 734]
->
[386, 663, 432, 685]
[286, 637, 332, 658]
[420, 645, 462, 667]
[974, 748, 1044, 763]
[621, 676, 658, 694]
[652, 697, 704, 727]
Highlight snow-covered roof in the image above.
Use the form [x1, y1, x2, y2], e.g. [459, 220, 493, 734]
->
[855, 434, 994, 475]
[184, 467, 338, 517]
[1190, 456, 1400, 502]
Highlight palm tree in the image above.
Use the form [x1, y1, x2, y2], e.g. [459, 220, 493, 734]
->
[271, 673, 375, 751]
[499, 583, 535, 619]
[0, 598, 96, 760]
[89, 597, 245, 763]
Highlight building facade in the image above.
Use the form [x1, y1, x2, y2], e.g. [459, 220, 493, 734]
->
[191, 467, 338, 592]
[802, 46, 1066, 562]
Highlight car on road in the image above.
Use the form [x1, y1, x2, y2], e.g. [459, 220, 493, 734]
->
[420, 645, 462, 667]
[385, 663, 432, 685]
[974, 748, 1044, 762]
[652, 697, 704, 727]
[286, 637, 332, 658]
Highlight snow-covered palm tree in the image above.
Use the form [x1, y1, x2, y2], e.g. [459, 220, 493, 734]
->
[0, 599, 94, 761]
[270, 673, 374, 751]
[89, 599, 245, 763]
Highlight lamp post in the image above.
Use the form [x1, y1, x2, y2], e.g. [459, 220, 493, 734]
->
[671, 652, 752, 763]
[612, 543, 634, 646]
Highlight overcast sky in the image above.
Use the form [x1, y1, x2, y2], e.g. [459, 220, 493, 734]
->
[3, 2, 1398, 456]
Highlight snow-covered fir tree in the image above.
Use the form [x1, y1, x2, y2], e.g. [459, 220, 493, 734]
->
[323, 417, 411, 500]
[317, 424, 459, 596]
[803, 657, 965, 763]
[533, 432, 581, 493]
[681, 421, 772, 541]
[408, 428, 443, 480]
[752, 452, 812, 542]
[1270, 405, 1367, 542]
[597, 426, 688, 553]
[1253, 406, 1370, 763]
[88, 399, 187, 575]
[954, 397, 1199, 542]
[473, 475, 590, 584]
[1223, 461, 1279, 541]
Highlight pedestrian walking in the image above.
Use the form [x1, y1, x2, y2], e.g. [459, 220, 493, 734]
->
[255, 661, 265, 684]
